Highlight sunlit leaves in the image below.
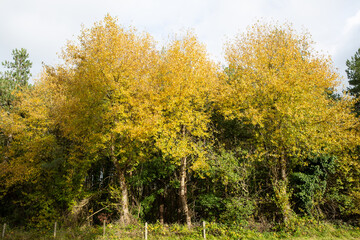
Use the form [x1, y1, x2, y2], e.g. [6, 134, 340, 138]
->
[154, 32, 219, 169]
[2, 16, 360, 227]
[222, 22, 358, 161]
[46, 15, 160, 161]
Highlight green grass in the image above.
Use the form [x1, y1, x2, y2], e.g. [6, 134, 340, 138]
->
[2, 221, 360, 240]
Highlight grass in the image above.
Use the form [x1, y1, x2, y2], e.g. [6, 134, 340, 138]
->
[2, 220, 360, 240]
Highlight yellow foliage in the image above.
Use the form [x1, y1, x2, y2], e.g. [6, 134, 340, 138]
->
[221, 22, 359, 162]
[43, 15, 160, 164]
[154, 32, 219, 166]
[0, 82, 54, 189]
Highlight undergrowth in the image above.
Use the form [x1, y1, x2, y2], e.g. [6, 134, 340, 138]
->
[2, 218, 360, 240]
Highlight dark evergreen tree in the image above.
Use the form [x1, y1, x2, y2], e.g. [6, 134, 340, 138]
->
[0, 48, 32, 110]
[346, 48, 360, 112]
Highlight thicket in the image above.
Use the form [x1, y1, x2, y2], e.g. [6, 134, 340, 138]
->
[1, 15, 360, 234]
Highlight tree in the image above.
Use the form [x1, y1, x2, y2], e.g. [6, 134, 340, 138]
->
[0, 48, 33, 197]
[154, 32, 219, 227]
[220, 22, 359, 225]
[346, 48, 360, 96]
[0, 81, 67, 227]
[0, 48, 32, 110]
[346, 48, 360, 112]
[43, 15, 159, 224]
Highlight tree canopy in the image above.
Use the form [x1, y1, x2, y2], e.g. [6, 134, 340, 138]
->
[346, 48, 360, 97]
[0, 48, 32, 110]
[1, 16, 360, 231]
[220, 23, 359, 224]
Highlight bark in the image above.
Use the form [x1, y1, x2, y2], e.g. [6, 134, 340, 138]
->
[279, 155, 291, 225]
[111, 143, 131, 225]
[180, 156, 191, 228]
[118, 166, 131, 225]
[159, 201, 164, 225]
[270, 152, 292, 226]
[159, 185, 165, 224]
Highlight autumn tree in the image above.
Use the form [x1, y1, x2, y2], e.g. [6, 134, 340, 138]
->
[0, 80, 70, 227]
[220, 23, 358, 225]
[0, 50, 74, 227]
[0, 49, 32, 165]
[3, 16, 360, 229]
[43, 15, 159, 224]
[154, 33, 219, 227]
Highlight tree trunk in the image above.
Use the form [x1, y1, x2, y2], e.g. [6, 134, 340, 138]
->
[159, 201, 164, 225]
[279, 155, 291, 226]
[180, 156, 191, 228]
[119, 167, 131, 225]
[159, 184, 166, 225]
[112, 142, 131, 225]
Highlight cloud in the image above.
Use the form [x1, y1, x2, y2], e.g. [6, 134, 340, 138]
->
[1, 0, 360, 89]
[330, 9, 360, 88]
[344, 9, 360, 34]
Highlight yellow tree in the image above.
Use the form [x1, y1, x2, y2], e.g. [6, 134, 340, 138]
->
[0, 85, 49, 191]
[221, 22, 359, 225]
[44, 15, 159, 224]
[154, 32, 219, 227]
[0, 81, 70, 227]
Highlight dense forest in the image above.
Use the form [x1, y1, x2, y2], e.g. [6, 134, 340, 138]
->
[1, 15, 360, 233]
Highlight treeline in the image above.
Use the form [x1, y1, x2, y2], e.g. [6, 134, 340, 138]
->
[1, 15, 360, 230]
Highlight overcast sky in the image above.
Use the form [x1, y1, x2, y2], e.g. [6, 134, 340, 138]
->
[1, 0, 360, 89]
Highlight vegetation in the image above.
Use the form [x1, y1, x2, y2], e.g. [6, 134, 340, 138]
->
[346, 48, 360, 113]
[3, 221, 360, 239]
[1, 15, 360, 239]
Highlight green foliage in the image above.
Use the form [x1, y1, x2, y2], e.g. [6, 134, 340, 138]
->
[3, 219, 360, 239]
[346, 48, 360, 113]
[208, 148, 250, 189]
[291, 154, 336, 217]
[1, 48, 32, 86]
[220, 197, 255, 224]
[323, 155, 360, 221]
[0, 48, 32, 110]
[346, 48, 360, 97]
[197, 194, 223, 221]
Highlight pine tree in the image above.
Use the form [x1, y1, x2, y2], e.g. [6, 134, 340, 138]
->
[346, 48, 360, 113]
[0, 48, 32, 110]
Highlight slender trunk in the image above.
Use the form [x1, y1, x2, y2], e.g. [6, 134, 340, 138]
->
[159, 200, 164, 225]
[159, 185, 165, 225]
[111, 143, 130, 225]
[180, 156, 191, 228]
[279, 155, 291, 225]
[271, 152, 292, 226]
[118, 167, 131, 225]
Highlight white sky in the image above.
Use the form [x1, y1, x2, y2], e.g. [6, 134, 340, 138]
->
[1, 0, 360, 90]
